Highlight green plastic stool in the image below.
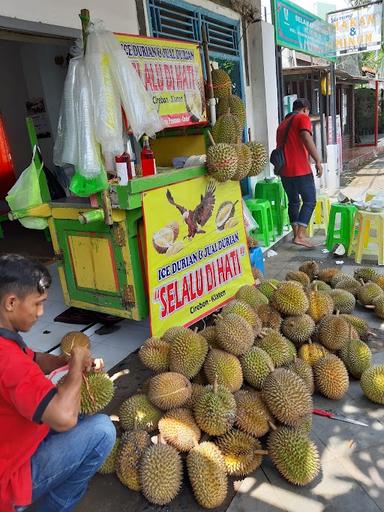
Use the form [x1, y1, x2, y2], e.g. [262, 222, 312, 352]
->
[254, 178, 286, 235]
[245, 198, 275, 247]
[326, 204, 357, 252]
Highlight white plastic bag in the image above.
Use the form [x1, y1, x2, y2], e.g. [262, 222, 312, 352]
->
[100, 27, 165, 139]
[85, 23, 124, 165]
[242, 199, 257, 234]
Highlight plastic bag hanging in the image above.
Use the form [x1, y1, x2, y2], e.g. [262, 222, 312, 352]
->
[75, 58, 104, 177]
[85, 22, 124, 167]
[99, 27, 165, 139]
[54, 56, 80, 167]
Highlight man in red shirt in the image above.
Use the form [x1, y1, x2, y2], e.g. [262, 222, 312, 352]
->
[276, 98, 323, 248]
[0, 254, 116, 511]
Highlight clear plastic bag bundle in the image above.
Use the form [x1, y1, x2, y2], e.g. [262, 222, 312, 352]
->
[75, 59, 103, 177]
[85, 23, 123, 166]
[100, 27, 165, 139]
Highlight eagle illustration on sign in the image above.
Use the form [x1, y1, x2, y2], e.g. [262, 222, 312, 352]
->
[166, 180, 216, 239]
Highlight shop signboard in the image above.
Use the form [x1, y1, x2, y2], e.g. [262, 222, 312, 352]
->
[143, 176, 254, 336]
[115, 34, 207, 128]
[327, 2, 382, 56]
[273, 0, 336, 62]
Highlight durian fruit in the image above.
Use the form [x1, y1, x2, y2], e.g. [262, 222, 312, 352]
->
[298, 341, 328, 367]
[235, 389, 273, 437]
[329, 289, 356, 314]
[187, 441, 228, 509]
[286, 270, 311, 287]
[373, 274, 384, 290]
[98, 437, 120, 474]
[261, 368, 312, 426]
[340, 314, 369, 340]
[360, 365, 384, 404]
[194, 382, 237, 435]
[309, 280, 332, 292]
[313, 354, 349, 399]
[116, 430, 150, 491]
[330, 272, 352, 288]
[211, 68, 232, 98]
[255, 304, 282, 330]
[357, 282, 384, 306]
[232, 143, 252, 180]
[236, 284, 269, 307]
[267, 427, 320, 486]
[254, 329, 294, 367]
[221, 299, 261, 333]
[317, 267, 340, 283]
[270, 281, 309, 316]
[139, 337, 170, 373]
[60, 331, 90, 359]
[162, 326, 187, 343]
[119, 394, 162, 432]
[252, 267, 264, 283]
[247, 142, 268, 176]
[184, 382, 205, 409]
[207, 143, 237, 182]
[169, 327, 208, 379]
[374, 296, 384, 319]
[299, 260, 319, 281]
[200, 325, 219, 347]
[217, 94, 246, 126]
[340, 338, 372, 379]
[281, 314, 315, 346]
[158, 408, 201, 452]
[285, 358, 315, 394]
[216, 429, 266, 476]
[354, 266, 380, 283]
[286, 339, 298, 360]
[212, 111, 242, 144]
[317, 313, 350, 350]
[204, 348, 243, 392]
[306, 289, 334, 323]
[334, 276, 362, 297]
[148, 372, 192, 411]
[140, 443, 182, 505]
[288, 413, 313, 436]
[240, 346, 274, 390]
[78, 372, 114, 415]
[258, 279, 281, 299]
[215, 313, 254, 356]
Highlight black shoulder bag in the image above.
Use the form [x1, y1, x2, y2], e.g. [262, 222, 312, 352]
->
[270, 113, 297, 176]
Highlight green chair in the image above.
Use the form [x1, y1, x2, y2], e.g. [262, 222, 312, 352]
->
[245, 198, 275, 247]
[254, 178, 288, 235]
[326, 204, 357, 252]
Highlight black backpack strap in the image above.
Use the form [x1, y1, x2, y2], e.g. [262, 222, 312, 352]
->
[282, 113, 297, 147]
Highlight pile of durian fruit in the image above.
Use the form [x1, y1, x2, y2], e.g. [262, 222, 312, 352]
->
[63, 262, 384, 509]
[206, 68, 268, 182]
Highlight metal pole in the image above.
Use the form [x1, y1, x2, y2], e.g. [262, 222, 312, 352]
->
[276, 45, 284, 122]
[330, 61, 337, 144]
[374, 79, 379, 146]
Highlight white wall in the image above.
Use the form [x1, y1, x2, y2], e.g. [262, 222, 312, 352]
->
[0, 0, 139, 35]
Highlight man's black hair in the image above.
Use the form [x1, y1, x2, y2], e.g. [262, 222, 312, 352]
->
[293, 98, 311, 111]
[0, 254, 51, 300]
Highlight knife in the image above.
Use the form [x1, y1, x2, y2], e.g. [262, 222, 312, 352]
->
[313, 408, 368, 427]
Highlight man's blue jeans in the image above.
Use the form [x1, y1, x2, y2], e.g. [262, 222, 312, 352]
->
[17, 414, 116, 512]
[281, 173, 317, 227]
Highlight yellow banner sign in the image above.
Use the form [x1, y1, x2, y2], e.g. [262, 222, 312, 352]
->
[115, 33, 207, 128]
[143, 176, 254, 337]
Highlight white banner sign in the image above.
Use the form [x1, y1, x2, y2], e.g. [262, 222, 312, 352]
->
[327, 2, 382, 56]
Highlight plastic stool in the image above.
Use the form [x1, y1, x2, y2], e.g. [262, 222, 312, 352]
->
[308, 195, 331, 238]
[245, 198, 275, 247]
[254, 179, 286, 235]
[326, 203, 357, 252]
[348, 210, 384, 265]
[249, 246, 265, 273]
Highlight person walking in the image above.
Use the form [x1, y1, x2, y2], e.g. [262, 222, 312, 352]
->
[276, 98, 322, 248]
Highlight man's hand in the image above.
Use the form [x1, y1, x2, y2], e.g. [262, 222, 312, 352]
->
[70, 346, 93, 372]
[315, 161, 323, 178]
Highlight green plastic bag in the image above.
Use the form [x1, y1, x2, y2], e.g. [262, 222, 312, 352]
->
[69, 168, 108, 197]
[6, 146, 48, 229]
